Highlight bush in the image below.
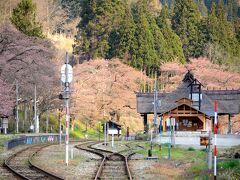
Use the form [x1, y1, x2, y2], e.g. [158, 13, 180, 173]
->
[188, 147, 195, 151]
[135, 133, 148, 141]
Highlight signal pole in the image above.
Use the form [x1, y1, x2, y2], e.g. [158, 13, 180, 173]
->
[214, 101, 218, 179]
[60, 52, 73, 166]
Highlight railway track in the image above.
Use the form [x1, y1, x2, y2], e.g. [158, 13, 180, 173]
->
[75, 141, 133, 180]
[4, 144, 63, 180]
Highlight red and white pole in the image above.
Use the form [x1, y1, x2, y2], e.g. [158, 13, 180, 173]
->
[214, 100, 218, 179]
[65, 100, 69, 166]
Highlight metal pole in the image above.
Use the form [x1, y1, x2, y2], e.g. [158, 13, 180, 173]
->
[159, 115, 162, 149]
[208, 130, 212, 169]
[23, 102, 26, 132]
[104, 123, 106, 146]
[112, 133, 114, 148]
[154, 80, 157, 132]
[46, 108, 49, 133]
[107, 123, 109, 144]
[59, 110, 62, 145]
[214, 100, 218, 179]
[65, 52, 70, 166]
[167, 114, 171, 160]
[150, 129, 153, 151]
[171, 118, 175, 148]
[15, 80, 19, 133]
[34, 84, 38, 133]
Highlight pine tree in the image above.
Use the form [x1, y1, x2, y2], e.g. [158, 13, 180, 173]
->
[196, 0, 208, 16]
[130, 0, 157, 69]
[205, 1, 240, 66]
[172, 0, 203, 60]
[10, 0, 44, 38]
[156, 5, 185, 63]
[108, 1, 135, 60]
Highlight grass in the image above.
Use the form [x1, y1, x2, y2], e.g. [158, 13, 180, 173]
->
[69, 122, 105, 140]
[134, 142, 205, 161]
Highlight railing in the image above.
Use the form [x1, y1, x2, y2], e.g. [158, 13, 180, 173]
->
[5, 134, 65, 150]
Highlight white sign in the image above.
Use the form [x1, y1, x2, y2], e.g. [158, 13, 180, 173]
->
[61, 64, 73, 83]
[108, 129, 121, 135]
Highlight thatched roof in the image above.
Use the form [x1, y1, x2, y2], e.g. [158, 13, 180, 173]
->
[136, 72, 240, 116]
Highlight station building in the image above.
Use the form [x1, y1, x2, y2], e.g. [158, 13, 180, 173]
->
[136, 72, 240, 133]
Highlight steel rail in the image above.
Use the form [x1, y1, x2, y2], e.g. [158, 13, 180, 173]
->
[76, 141, 133, 180]
[4, 144, 63, 180]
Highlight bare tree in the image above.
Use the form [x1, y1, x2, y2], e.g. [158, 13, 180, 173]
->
[0, 23, 60, 129]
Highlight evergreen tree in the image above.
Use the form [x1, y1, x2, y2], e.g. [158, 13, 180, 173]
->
[108, 1, 135, 59]
[196, 0, 208, 16]
[205, 2, 240, 66]
[156, 5, 185, 63]
[172, 0, 204, 60]
[10, 0, 44, 38]
[130, 0, 157, 68]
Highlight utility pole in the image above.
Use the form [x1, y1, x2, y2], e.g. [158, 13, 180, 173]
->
[167, 113, 171, 160]
[208, 131, 212, 169]
[15, 80, 19, 133]
[153, 77, 157, 133]
[58, 108, 62, 145]
[159, 115, 163, 150]
[104, 123, 107, 146]
[34, 84, 39, 133]
[23, 101, 27, 132]
[98, 122, 101, 141]
[46, 107, 49, 133]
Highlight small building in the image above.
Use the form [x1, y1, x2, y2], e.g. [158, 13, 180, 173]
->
[136, 71, 240, 133]
[106, 120, 122, 136]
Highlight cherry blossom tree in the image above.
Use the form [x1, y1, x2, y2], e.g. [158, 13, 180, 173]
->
[0, 78, 14, 117]
[0, 23, 60, 123]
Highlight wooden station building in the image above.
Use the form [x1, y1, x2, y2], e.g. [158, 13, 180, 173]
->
[136, 72, 240, 133]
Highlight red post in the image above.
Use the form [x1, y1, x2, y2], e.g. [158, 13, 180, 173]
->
[214, 100, 218, 179]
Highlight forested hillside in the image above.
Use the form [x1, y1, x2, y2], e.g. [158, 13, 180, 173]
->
[69, 0, 240, 71]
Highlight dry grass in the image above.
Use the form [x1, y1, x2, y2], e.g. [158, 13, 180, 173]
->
[47, 34, 74, 53]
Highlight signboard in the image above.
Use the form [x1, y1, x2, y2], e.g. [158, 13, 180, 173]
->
[2, 118, 8, 128]
[200, 136, 209, 146]
[61, 64, 73, 83]
[108, 129, 121, 135]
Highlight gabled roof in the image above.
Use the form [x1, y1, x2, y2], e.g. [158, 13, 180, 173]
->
[161, 102, 210, 118]
[175, 97, 193, 103]
[136, 72, 240, 116]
